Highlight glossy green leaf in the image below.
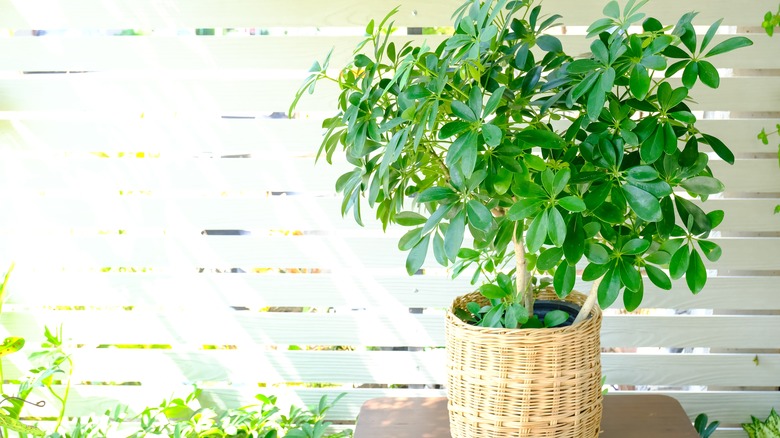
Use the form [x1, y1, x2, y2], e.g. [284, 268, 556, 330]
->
[541, 168, 555, 195]
[630, 64, 651, 100]
[704, 36, 754, 57]
[680, 176, 725, 195]
[480, 283, 509, 299]
[524, 153, 547, 171]
[544, 310, 570, 328]
[554, 263, 576, 299]
[619, 259, 641, 291]
[645, 264, 672, 290]
[508, 198, 545, 220]
[598, 267, 621, 308]
[564, 219, 586, 264]
[395, 211, 427, 226]
[640, 126, 664, 164]
[552, 168, 571, 196]
[697, 60, 719, 88]
[537, 247, 564, 271]
[622, 238, 651, 255]
[548, 207, 567, 247]
[623, 282, 644, 312]
[451, 100, 478, 122]
[663, 121, 678, 154]
[700, 133, 735, 165]
[697, 240, 722, 262]
[626, 165, 659, 182]
[669, 245, 690, 280]
[516, 129, 566, 149]
[623, 184, 662, 222]
[507, 303, 530, 326]
[536, 35, 563, 52]
[675, 196, 712, 235]
[682, 61, 699, 89]
[481, 305, 504, 328]
[558, 196, 587, 212]
[685, 249, 707, 294]
[467, 200, 494, 232]
[585, 243, 610, 264]
[422, 203, 454, 235]
[603, 1, 620, 18]
[583, 261, 611, 281]
[644, 250, 671, 265]
[439, 121, 472, 139]
[527, 208, 549, 253]
[707, 210, 725, 228]
[445, 210, 466, 262]
[406, 234, 430, 275]
[398, 227, 423, 251]
[432, 231, 448, 266]
[593, 202, 625, 224]
[700, 19, 722, 52]
[483, 86, 506, 117]
[514, 179, 548, 198]
[416, 187, 458, 204]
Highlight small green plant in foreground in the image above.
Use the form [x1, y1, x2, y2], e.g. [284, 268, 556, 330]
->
[694, 413, 719, 438]
[742, 408, 780, 438]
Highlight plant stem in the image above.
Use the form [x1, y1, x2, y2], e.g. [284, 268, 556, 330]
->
[512, 221, 533, 314]
[574, 277, 602, 325]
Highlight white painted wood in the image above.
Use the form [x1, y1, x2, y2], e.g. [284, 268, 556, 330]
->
[3, 349, 778, 388]
[0, 0, 773, 28]
[2, 272, 778, 311]
[2, 311, 780, 348]
[1, 34, 775, 71]
[1, 118, 777, 156]
[0, 75, 778, 113]
[0, 196, 775, 232]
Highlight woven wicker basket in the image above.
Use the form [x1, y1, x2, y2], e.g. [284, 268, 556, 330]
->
[445, 289, 602, 438]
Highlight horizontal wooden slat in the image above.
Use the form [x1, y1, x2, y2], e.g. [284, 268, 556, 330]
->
[0, 0, 773, 28]
[1, 118, 777, 156]
[3, 349, 778, 388]
[1, 34, 776, 71]
[0, 157, 775, 193]
[0, 235, 776, 270]
[0, 196, 776, 232]
[3, 271, 778, 311]
[0, 75, 778, 113]
[2, 311, 780, 348]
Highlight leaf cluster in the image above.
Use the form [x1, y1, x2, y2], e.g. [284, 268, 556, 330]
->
[291, 0, 752, 327]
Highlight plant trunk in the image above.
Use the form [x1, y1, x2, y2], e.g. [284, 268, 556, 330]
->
[513, 221, 533, 315]
[574, 278, 602, 324]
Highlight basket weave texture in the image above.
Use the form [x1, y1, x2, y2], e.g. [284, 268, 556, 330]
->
[445, 289, 602, 438]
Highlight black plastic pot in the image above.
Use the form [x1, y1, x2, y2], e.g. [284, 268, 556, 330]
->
[533, 300, 583, 327]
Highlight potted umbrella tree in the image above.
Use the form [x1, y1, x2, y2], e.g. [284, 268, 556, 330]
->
[291, 0, 751, 436]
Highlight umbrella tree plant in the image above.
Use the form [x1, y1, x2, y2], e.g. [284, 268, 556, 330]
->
[291, 0, 752, 327]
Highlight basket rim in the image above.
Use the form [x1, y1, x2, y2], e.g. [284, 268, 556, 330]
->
[447, 290, 602, 335]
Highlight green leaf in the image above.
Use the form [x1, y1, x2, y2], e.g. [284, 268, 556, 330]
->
[514, 179, 548, 198]
[685, 249, 707, 294]
[700, 133, 735, 165]
[527, 208, 549, 253]
[416, 187, 458, 204]
[552, 168, 571, 196]
[506, 303, 529, 327]
[445, 210, 466, 262]
[593, 202, 625, 224]
[536, 35, 563, 52]
[516, 129, 566, 149]
[619, 259, 641, 292]
[433, 230, 447, 266]
[630, 64, 651, 100]
[669, 245, 690, 280]
[583, 261, 611, 281]
[544, 310, 570, 328]
[704, 36, 754, 57]
[675, 196, 712, 235]
[395, 211, 427, 226]
[623, 184, 662, 222]
[406, 234, 430, 275]
[680, 176, 725, 195]
[553, 263, 576, 299]
[701, 19, 722, 52]
[446, 130, 479, 175]
[707, 210, 725, 228]
[451, 100, 478, 122]
[591, 39, 609, 64]
[480, 284, 509, 299]
[398, 227, 423, 251]
[558, 196, 586, 212]
[483, 86, 505, 117]
[697, 60, 719, 88]
[644, 250, 671, 265]
[468, 86, 483, 120]
[645, 265, 672, 290]
[622, 238, 651, 255]
[603, 1, 620, 19]
[467, 200, 494, 232]
[598, 267, 621, 308]
[697, 240, 722, 262]
[439, 121, 472, 139]
[548, 207, 567, 247]
[585, 243, 610, 264]
[0, 337, 25, 357]
[508, 198, 545, 220]
[623, 282, 644, 312]
[627, 165, 659, 182]
[537, 247, 564, 271]
[422, 203, 454, 235]
[682, 61, 699, 89]
[640, 125, 664, 164]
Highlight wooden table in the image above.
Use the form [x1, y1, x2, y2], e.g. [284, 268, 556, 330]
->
[354, 395, 699, 437]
